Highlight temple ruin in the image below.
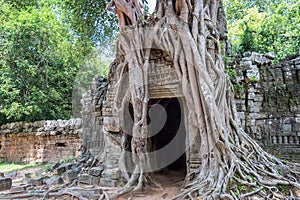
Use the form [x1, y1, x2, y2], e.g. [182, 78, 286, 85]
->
[80, 52, 300, 187]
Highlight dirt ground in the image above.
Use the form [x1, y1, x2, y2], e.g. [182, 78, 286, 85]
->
[114, 170, 185, 200]
[1, 166, 186, 200]
[3, 166, 300, 199]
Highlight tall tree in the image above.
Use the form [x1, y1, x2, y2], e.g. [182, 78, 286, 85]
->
[0, 0, 90, 124]
[106, 0, 300, 199]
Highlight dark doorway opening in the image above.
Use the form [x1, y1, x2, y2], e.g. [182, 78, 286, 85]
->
[122, 97, 187, 180]
[148, 98, 186, 175]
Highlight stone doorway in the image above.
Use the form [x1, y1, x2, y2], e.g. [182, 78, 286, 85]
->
[148, 98, 186, 177]
[122, 97, 187, 182]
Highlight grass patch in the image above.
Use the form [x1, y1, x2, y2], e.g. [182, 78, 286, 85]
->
[0, 156, 79, 174]
[0, 161, 45, 173]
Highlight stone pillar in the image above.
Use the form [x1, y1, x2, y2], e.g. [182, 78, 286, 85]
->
[283, 136, 288, 144]
[278, 136, 282, 144]
[272, 136, 277, 144]
[81, 76, 108, 157]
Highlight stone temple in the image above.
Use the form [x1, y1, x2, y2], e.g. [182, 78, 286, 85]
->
[81, 49, 191, 186]
[80, 51, 300, 186]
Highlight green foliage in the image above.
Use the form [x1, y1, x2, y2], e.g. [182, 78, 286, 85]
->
[224, 0, 300, 60]
[240, 23, 255, 52]
[225, 66, 237, 82]
[61, 0, 118, 51]
[0, 0, 93, 124]
[0, 0, 115, 125]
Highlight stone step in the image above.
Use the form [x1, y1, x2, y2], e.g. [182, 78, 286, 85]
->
[0, 178, 12, 191]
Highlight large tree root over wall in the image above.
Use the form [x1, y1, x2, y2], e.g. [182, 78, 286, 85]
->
[106, 0, 300, 199]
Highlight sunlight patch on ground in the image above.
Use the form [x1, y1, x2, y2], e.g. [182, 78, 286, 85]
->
[0, 162, 40, 173]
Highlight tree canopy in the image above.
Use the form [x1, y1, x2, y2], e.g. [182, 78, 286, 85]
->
[0, 0, 89, 123]
[224, 0, 300, 59]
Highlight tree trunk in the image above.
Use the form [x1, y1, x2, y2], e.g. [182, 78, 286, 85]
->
[106, 0, 300, 199]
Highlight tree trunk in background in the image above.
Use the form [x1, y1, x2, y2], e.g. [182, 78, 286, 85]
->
[106, 0, 300, 199]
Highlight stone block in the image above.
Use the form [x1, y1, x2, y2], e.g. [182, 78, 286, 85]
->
[251, 52, 272, 65]
[44, 176, 64, 185]
[78, 174, 92, 185]
[53, 163, 73, 175]
[0, 178, 12, 191]
[293, 123, 300, 132]
[253, 101, 263, 107]
[103, 116, 120, 132]
[248, 92, 256, 100]
[7, 171, 17, 178]
[101, 168, 120, 180]
[247, 66, 260, 81]
[265, 52, 275, 60]
[249, 106, 261, 113]
[62, 168, 81, 183]
[92, 176, 101, 185]
[282, 124, 292, 132]
[26, 177, 45, 186]
[240, 60, 252, 68]
[255, 119, 266, 126]
[94, 188, 103, 195]
[89, 166, 104, 177]
[10, 185, 26, 192]
[99, 178, 119, 187]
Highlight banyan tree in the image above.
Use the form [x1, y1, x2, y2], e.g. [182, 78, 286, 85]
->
[98, 0, 300, 198]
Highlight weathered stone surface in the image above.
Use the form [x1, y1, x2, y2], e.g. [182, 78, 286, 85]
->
[99, 178, 119, 187]
[10, 185, 26, 192]
[78, 174, 92, 185]
[247, 64, 260, 81]
[0, 178, 12, 191]
[7, 171, 17, 178]
[44, 176, 64, 185]
[265, 52, 275, 59]
[53, 163, 73, 175]
[94, 188, 103, 195]
[62, 168, 81, 183]
[0, 119, 81, 163]
[26, 177, 45, 186]
[89, 166, 104, 177]
[103, 117, 120, 132]
[92, 176, 101, 185]
[101, 168, 121, 180]
[233, 53, 300, 162]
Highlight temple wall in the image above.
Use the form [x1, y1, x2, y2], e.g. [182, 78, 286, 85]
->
[0, 119, 82, 163]
[231, 52, 300, 162]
